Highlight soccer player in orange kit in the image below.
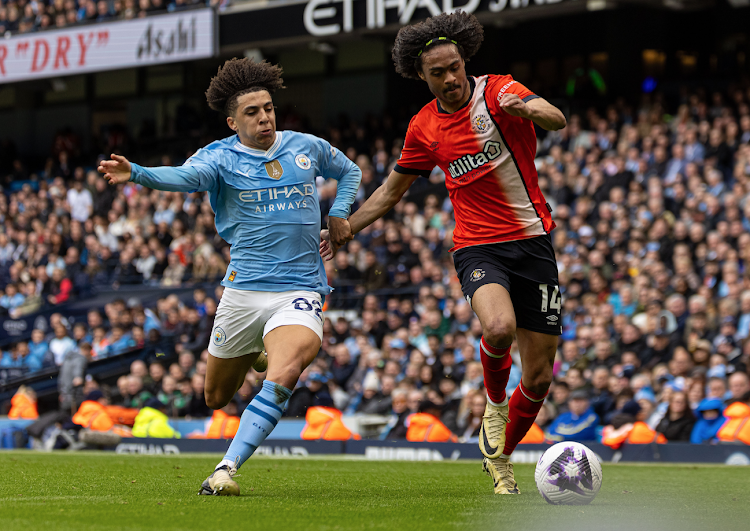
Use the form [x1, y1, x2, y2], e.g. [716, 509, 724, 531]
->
[322, 11, 567, 494]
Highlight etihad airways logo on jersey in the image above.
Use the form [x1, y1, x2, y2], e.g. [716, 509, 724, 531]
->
[238, 184, 316, 203]
[447, 140, 502, 179]
[239, 184, 316, 213]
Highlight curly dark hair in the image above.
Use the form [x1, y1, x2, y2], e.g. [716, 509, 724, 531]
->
[392, 11, 484, 80]
[205, 58, 285, 116]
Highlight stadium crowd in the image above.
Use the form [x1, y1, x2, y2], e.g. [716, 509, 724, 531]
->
[0, 0, 223, 36]
[3, 84, 750, 445]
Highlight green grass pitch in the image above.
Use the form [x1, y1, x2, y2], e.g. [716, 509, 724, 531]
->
[1, 452, 748, 531]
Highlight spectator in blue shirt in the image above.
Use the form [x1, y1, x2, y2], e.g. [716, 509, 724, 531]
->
[143, 308, 161, 334]
[16, 342, 41, 373]
[608, 285, 637, 317]
[736, 291, 750, 341]
[0, 348, 24, 369]
[153, 197, 176, 226]
[690, 398, 725, 444]
[107, 326, 137, 356]
[28, 329, 49, 369]
[0, 283, 25, 311]
[72, 322, 93, 346]
[548, 389, 600, 442]
[684, 129, 705, 162]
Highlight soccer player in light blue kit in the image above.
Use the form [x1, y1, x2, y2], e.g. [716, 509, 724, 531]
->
[98, 59, 360, 495]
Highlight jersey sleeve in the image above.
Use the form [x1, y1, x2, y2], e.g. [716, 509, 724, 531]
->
[180, 148, 221, 192]
[486, 75, 539, 116]
[130, 153, 218, 194]
[314, 137, 362, 219]
[131, 146, 219, 193]
[394, 116, 435, 177]
[314, 137, 354, 182]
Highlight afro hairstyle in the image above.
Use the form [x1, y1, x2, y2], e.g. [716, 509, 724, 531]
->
[205, 58, 285, 116]
[392, 11, 484, 80]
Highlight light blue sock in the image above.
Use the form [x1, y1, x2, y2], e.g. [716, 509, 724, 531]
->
[218, 380, 292, 470]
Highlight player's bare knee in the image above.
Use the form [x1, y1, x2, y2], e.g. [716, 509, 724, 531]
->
[483, 319, 516, 348]
[526, 372, 553, 396]
[528, 378, 552, 396]
[270, 364, 303, 389]
[205, 391, 230, 410]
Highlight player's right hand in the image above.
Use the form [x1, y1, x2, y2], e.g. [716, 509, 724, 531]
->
[98, 154, 132, 185]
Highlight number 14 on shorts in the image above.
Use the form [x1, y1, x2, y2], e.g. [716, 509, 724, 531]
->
[538, 284, 561, 313]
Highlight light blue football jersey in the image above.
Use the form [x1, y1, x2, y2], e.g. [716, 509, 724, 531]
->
[129, 131, 361, 295]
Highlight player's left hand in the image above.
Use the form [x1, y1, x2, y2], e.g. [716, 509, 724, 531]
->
[328, 216, 354, 248]
[498, 93, 531, 119]
[319, 229, 337, 261]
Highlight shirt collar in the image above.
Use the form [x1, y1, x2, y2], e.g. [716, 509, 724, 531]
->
[436, 77, 476, 115]
[234, 131, 283, 158]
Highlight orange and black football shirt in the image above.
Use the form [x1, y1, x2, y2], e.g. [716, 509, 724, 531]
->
[395, 75, 556, 252]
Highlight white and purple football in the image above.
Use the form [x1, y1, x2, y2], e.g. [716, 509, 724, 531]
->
[534, 441, 603, 505]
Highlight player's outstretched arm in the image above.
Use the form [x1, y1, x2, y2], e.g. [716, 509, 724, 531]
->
[98, 153, 216, 193]
[320, 170, 416, 261]
[498, 94, 566, 131]
[327, 164, 362, 248]
[350, 170, 418, 234]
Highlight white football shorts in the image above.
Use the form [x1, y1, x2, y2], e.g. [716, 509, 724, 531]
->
[207, 288, 324, 359]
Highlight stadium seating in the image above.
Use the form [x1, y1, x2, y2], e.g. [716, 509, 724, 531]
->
[2, 85, 750, 446]
[0, 0, 214, 36]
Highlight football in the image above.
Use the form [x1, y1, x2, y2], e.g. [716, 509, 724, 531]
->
[534, 442, 603, 505]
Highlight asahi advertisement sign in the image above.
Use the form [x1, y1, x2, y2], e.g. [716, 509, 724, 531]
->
[0, 9, 216, 84]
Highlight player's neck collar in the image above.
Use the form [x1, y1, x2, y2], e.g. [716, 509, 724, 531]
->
[436, 77, 475, 115]
[235, 131, 283, 157]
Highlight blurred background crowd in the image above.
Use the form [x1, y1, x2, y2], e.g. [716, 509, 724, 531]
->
[0, 0, 225, 36]
[3, 83, 750, 444]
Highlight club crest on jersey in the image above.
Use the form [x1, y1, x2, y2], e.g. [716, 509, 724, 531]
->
[264, 160, 284, 179]
[470, 269, 486, 282]
[471, 114, 491, 133]
[295, 154, 312, 170]
[448, 140, 502, 180]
